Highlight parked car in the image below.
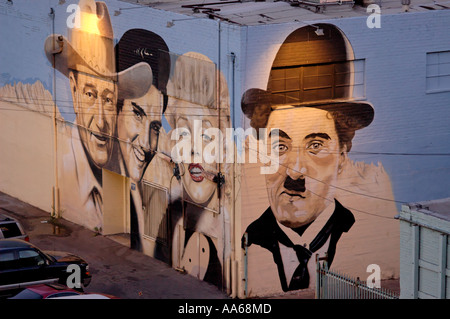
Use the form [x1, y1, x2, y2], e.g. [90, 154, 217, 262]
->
[8, 283, 82, 299]
[51, 293, 117, 299]
[0, 213, 29, 241]
[8, 283, 118, 299]
[0, 239, 91, 298]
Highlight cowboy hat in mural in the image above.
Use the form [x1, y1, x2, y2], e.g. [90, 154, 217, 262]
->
[44, 0, 152, 100]
[241, 23, 375, 292]
[43, 0, 152, 232]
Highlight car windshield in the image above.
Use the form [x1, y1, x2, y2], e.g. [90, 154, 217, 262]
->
[9, 289, 43, 299]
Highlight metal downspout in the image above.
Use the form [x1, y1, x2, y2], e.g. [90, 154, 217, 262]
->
[49, 7, 60, 219]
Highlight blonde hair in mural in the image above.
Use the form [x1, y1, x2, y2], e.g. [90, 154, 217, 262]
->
[166, 51, 231, 206]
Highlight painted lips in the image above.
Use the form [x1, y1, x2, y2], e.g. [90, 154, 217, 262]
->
[189, 163, 204, 182]
[91, 132, 107, 145]
[281, 191, 306, 203]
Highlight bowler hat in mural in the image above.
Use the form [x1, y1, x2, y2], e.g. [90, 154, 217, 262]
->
[44, 0, 152, 100]
[241, 23, 374, 134]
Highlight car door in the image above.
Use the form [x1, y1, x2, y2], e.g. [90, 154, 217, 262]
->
[15, 249, 60, 285]
[0, 250, 20, 286]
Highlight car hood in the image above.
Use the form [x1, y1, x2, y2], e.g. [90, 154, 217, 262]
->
[43, 250, 87, 264]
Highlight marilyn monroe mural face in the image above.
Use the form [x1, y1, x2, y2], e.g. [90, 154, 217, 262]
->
[172, 100, 219, 205]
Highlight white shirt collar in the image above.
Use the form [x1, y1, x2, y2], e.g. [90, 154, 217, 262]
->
[276, 199, 336, 248]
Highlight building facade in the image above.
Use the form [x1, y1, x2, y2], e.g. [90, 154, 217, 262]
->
[398, 198, 450, 299]
[1, 0, 450, 298]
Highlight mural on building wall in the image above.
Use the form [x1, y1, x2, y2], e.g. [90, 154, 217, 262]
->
[0, 0, 403, 296]
[153, 51, 231, 288]
[43, 0, 151, 230]
[240, 24, 398, 294]
[107, 28, 171, 252]
[40, 0, 230, 289]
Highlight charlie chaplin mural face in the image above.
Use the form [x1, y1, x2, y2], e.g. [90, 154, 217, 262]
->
[241, 24, 375, 229]
[264, 106, 346, 228]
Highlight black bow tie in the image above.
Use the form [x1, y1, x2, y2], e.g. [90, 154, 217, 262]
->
[243, 199, 355, 292]
[289, 244, 312, 290]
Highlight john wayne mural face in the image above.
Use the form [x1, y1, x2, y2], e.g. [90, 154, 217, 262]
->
[117, 85, 162, 182]
[265, 106, 345, 228]
[69, 70, 118, 168]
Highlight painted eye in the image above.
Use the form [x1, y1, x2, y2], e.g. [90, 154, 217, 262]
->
[85, 91, 95, 99]
[202, 133, 212, 142]
[307, 141, 324, 154]
[133, 109, 142, 120]
[151, 122, 161, 135]
[179, 130, 190, 137]
[310, 142, 321, 149]
[273, 143, 288, 155]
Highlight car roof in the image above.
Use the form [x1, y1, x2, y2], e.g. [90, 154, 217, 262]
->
[0, 238, 34, 249]
[0, 213, 17, 222]
[51, 294, 112, 299]
[27, 283, 80, 296]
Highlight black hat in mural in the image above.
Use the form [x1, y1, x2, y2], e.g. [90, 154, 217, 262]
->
[114, 28, 170, 112]
[44, 0, 152, 100]
[241, 23, 374, 133]
[115, 28, 170, 95]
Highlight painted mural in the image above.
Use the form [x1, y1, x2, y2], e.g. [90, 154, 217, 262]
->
[44, 0, 230, 289]
[0, 0, 404, 296]
[240, 24, 398, 295]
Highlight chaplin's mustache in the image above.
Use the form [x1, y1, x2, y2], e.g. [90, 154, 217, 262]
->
[284, 176, 306, 193]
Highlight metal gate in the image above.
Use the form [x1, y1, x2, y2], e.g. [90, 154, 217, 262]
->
[315, 255, 399, 299]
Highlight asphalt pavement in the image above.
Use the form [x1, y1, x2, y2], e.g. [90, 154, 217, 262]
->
[0, 191, 229, 299]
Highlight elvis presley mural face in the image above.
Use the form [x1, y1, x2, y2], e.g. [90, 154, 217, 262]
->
[117, 85, 162, 182]
[265, 106, 346, 228]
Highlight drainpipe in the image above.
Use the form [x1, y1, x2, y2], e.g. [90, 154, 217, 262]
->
[230, 51, 237, 299]
[49, 7, 60, 219]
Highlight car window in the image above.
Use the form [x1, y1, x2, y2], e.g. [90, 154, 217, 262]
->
[0, 222, 22, 238]
[46, 292, 81, 299]
[9, 289, 43, 299]
[17, 249, 45, 267]
[0, 251, 17, 270]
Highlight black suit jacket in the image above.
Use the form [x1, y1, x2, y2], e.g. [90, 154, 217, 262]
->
[242, 199, 355, 292]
